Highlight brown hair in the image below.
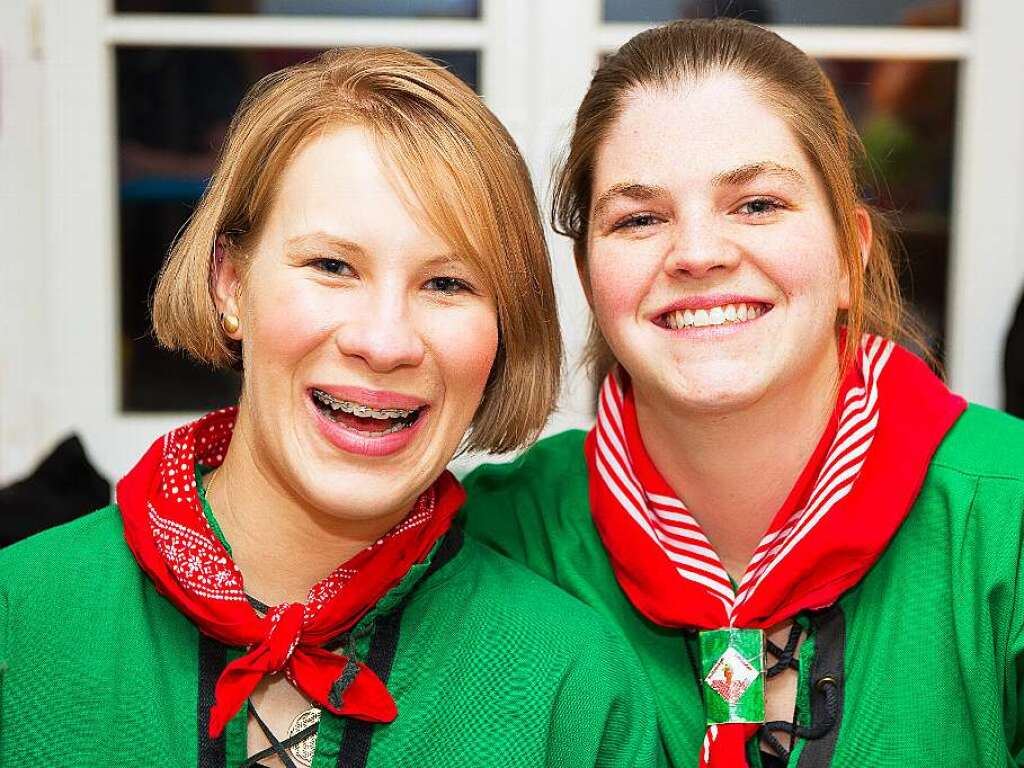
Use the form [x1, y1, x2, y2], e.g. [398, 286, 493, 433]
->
[552, 18, 924, 381]
[152, 47, 560, 453]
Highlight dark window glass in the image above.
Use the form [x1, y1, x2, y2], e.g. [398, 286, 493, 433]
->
[824, 59, 957, 363]
[117, 47, 479, 412]
[116, 0, 479, 18]
[603, 0, 962, 27]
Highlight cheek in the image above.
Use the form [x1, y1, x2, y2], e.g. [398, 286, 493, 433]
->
[586, 245, 651, 328]
[245, 277, 334, 365]
[759, 225, 845, 311]
[425, 306, 498, 407]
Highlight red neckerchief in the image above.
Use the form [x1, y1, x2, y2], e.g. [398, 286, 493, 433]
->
[116, 408, 465, 738]
[585, 335, 966, 767]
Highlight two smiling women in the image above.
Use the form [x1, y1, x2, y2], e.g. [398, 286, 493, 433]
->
[3, 16, 1023, 768]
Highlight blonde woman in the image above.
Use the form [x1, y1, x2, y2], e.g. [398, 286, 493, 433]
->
[0, 49, 659, 768]
[464, 18, 1024, 768]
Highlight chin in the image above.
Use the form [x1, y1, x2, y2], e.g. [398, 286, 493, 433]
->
[307, 475, 421, 524]
[642, 354, 766, 411]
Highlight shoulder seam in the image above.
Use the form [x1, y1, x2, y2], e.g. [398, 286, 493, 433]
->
[928, 461, 1024, 483]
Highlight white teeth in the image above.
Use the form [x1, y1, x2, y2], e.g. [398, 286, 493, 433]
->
[664, 302, 766, 329]
[312, 390, 417, 419]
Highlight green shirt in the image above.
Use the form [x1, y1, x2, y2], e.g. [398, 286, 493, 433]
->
[462, 404, 1024, 767]
[0, 500, 662, 766]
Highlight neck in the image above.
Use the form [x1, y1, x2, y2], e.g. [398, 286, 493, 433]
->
[206, 408, 408, 606]
[634, 340, 841, 584]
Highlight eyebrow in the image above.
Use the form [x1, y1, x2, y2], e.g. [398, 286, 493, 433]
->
[590, 162, 805, 221]
[591, 182, 671, 221]
[285, 231, 467, 271]
[711, 161, 806, 188]
[284, 232, 366, 257]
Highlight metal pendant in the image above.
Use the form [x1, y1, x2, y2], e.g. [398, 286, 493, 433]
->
[698, 627, 766, 725]
[286, 707, 321, 767]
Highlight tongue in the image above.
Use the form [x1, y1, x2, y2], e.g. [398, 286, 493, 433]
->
[336, 411, 398, 433]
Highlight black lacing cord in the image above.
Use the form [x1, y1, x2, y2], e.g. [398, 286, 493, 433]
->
[757, 622, 840, 763]
[238, 596, 334, 768]
[765, 622, 801, 678]
[217, 528, 464, 768]
[239, 700, 315, 768]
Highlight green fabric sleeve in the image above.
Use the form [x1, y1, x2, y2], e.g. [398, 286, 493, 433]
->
[546, 623, 665, 768]
[461, 430, 590, 582]
[0, 586, 7, 732]
[1010, 514, 1024, 766]
[1014, 637, 1024, 765]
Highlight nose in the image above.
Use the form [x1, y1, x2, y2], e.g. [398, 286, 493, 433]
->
[333, 286, 426, 373]
[663, 211, 741, 279]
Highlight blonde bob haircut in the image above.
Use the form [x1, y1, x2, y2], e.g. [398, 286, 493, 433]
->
[153, 47, 560, 453]
[553, 18, 928, 383]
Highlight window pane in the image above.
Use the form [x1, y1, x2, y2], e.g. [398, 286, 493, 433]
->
[117, 47, 479, 412]
[116, 0, 479, 19]
[603, 0, 962, 27]
[824, 58, 957, 361]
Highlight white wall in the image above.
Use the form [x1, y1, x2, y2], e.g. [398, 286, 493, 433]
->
[0, 0, 54, 484]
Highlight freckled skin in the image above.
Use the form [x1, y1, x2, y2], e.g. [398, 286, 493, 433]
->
[583, 74, 865, 736]
[585, 74, 850, 417]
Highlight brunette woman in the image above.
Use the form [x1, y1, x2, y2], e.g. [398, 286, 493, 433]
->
[463, 18, 1024, 768]
[0, 49, 659, 768]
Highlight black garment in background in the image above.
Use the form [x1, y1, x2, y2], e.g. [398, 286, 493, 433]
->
[1004, 289, 1024, 417]
[0, 435, 110, 547]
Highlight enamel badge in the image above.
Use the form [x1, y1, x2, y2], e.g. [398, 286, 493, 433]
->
[698, 628, 766, 725]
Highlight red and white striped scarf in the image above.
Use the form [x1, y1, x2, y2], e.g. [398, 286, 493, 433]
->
[585, 335, 966, 767]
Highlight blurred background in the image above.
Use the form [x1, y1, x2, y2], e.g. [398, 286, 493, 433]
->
[2, 1, 1023, 522]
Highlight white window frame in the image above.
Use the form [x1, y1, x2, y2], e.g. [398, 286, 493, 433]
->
[3, 0, 1022, 484]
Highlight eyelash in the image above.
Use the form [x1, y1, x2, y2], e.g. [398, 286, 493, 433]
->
[311, 258, 354, 276]
[309, 259, 473, 295]
[736, 197, 786, 216]
[609, 196, 788, 232]
[424, 276, 473, 295]
[612, 213, 662, 231]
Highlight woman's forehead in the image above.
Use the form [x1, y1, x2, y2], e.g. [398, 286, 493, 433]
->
[594, 74, 813, 190]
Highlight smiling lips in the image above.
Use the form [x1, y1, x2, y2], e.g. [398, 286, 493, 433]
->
[658, 301, 770, 330]
[309, 386, 429, 456]
[312, 389, 421, 434]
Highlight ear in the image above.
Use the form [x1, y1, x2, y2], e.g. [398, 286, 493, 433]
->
[839, 207, 873, 310]
[854, 206, 872, 271]
[574, 241, 594, 309]
[212, 235, 243, 340]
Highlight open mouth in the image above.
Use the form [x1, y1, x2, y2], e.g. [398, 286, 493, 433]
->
[310, 388, 426, 435]
[655, 302, 772, 330]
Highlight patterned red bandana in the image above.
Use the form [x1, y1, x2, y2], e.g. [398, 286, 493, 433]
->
[585, 336, 966, 767]
[116, 408, 465, 738]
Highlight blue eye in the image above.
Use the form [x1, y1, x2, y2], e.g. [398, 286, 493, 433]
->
[737, 198, 785, 216]
[425, 276, 471, 295]
[312, 258, 354, 276]
[613, 213, 662, 231]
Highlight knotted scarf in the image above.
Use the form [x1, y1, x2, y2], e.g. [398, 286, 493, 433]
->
[586, 336, 965, 767]
[117, 407, 464, 737]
